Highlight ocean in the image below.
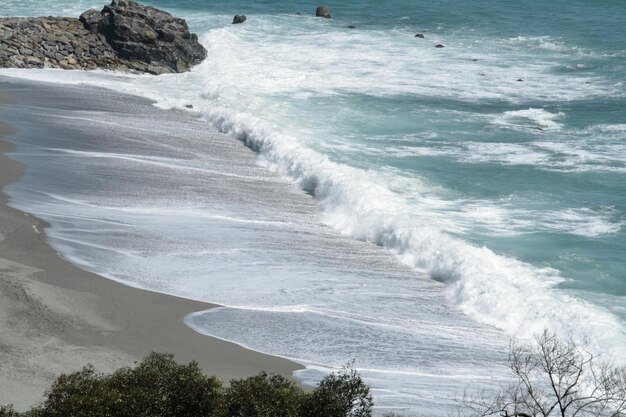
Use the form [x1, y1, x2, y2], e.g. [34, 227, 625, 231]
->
[1, 0, 625, 414]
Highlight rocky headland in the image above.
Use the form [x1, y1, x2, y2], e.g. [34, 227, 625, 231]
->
[0, 0, 207, 74]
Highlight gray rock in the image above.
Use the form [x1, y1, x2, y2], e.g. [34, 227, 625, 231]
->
[25, 56, 42, 65]
[232, 15, 247, 24]
[79, 9, 102, 33]
[0, 1, 207, 74]
[415, 33, 424, 38]
[435, 43, 444, 48]
[81, 0, 207, 72]
[316, 5, 332, 18]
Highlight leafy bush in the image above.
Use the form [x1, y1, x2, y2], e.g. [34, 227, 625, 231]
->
[220, 372, 305, 417]
[0, 405, 20, 417]
[3, 353, 373, 417]
[301, 362, 373, 417]
[40, 353, 222, 417]
[40, 365, 113, 417]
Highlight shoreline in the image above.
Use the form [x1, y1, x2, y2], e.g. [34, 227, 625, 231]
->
[0, 90, 301, 410]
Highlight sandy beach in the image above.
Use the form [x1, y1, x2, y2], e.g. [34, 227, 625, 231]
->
[0, 82, 300, 411]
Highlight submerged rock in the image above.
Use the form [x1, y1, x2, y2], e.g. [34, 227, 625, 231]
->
[435, 43, 445, 48]
[415, 33, 424, 38]
[232, 15, 247, 24]
[1, 0, 207, 74]
[316, 5, 332, 19]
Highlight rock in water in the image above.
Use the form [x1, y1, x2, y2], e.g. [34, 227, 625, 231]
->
[415, 33, 425, 38]
[232, 15, 247, 24]
[435, 43, 445, 48]
[316, 5, 332, 18]
[81, 0, 207, 73]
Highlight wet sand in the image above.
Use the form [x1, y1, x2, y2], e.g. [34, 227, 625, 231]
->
[0, 84, 300, 411]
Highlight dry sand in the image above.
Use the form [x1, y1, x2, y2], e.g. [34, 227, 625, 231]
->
[0, 93, 300, 410]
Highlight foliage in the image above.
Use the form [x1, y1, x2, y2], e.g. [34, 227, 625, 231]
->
[0, 405, 40, 417]
[464, 331, 626, 417]
[220, 372, 305, 417]
[0, 405, 20, 417]
[40, 352, 222, 417]
[3, 353, 373, 417]
[301, 361, 374, 417]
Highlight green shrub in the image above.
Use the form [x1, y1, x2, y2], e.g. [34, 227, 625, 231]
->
[301, 362, 373, 417]
[40, 365, 114, 417]
[0, 405, 20, 417]
[40, 352, 222, 417]
[220, 372, 305, 417]
[3, 353, 373, 417]
[107, 352, 222, 417]
[0, 404, 42, 417]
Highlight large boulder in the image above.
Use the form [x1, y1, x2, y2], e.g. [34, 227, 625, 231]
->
[316, 5, 332, 18]
[80, 0, 206, 73]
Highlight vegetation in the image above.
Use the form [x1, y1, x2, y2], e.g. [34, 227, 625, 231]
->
[1, 353, 373, 417]
[465, 331, 626, 417]
[301, 361, 373, 417]
[4, 333, 623, 417]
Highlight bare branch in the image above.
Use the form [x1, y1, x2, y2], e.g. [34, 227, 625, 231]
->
[463, 332, 626, 417]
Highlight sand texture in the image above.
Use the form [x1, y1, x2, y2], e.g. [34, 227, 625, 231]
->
[0, 81, 300, 411]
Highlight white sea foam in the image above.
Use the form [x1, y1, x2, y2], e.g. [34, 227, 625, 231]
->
[591, 124, 626, 133]
[463, 142, 551, 165]
[492, 108, 565, 131]
[0, 18, 616, 103]
[508, 36, 582, 54]
[2, 12, 624, 359]
[2, 10, 625, 413]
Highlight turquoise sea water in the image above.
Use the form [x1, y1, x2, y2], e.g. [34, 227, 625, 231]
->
[1, 0, 625, 414]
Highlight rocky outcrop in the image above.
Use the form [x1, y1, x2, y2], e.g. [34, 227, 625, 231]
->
[0, 0, 206, 74]
[0, 17, 127, 71]
[316, 5, 332, 19]
[81, 0, 206, 73]
[232, 15, 247, 24]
